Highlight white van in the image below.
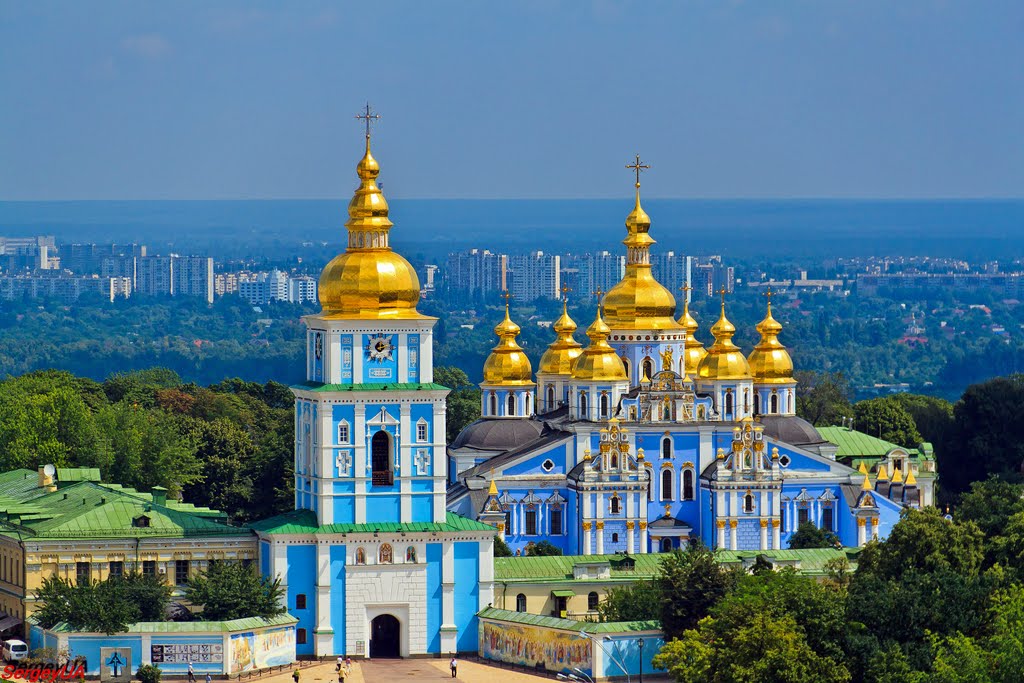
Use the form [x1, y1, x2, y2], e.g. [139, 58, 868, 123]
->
[2, 639, 28, 662]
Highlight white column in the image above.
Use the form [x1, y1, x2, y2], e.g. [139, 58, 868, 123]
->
[314, 542, 332, 655]
[581, 491, 592, 553]
[273, 541, 289, 607]
[440, 540, 457, 653]
[716, 521, 726, 549]
[354, 406, 367, 523]
[759, 521, 768, 550]
[141, 634, 152, 665]
[400, 403, 412, 523]
[479, 536, 495, 610]
[420, 328, 434, 383]
[397, 333, 409, 383]
[729, 521, 737, 551]
[352, 331, 364, 382]
[857, 518, 867, 547]
[772, 521, 780, 549]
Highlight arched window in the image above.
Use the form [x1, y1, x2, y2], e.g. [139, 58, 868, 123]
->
[371, 431, 393, 486]
[622, 358, 631, 382]
[355, 548, 366, 565]
[744, 389, 750, 414]
[744, 493, 755, 513]
[580, 392, 588, 416]
[489, 392, 497, 415]
[600, 393, 609, 418]
[725, 392, 733, 415]
[525, 393, 531, 415]
[507, 393, 516, 416]
[683, 469, 694, 501]
[610, 495, 620, 514]
[588, 591, 599, 611]
[754, 393, 761, 415]
[770, 392, 779, 414]
[642, 357, 654, 381]
[661, 469, 673, 500]
[662, 437, 671, 459]
[611, 533, 619, 543]
[697, 405, 706, 420]
[546, 386, 555, 408]
[379, 544, 393, 564]
[338, 420, 350, 444]
[406, 547, 417, 563]
[660, 538, 672, 553]
[516, 593, 527, 613]
[610, 452, 618, 470]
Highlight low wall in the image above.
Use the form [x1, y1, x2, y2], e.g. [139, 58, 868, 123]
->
[28, 615, 297, 677]
[477, 607, 663, 682]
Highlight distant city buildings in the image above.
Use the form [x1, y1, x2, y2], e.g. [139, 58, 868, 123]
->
[505, 251, 561, 301]
[238, 269, 319, 306]
[857, 272, 1024, 298]
[0, 274, 131, 302]
[0, 236, 58, 271]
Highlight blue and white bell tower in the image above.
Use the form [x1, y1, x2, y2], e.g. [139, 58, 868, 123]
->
[254, 110, 495, 660]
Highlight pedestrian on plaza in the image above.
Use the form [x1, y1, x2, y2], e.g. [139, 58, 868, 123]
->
[449, 655, 457, 678]
[336, 656, 343, 672]
[337, 667, 346, 683]
[345, 656, 352, 674]
[292, 669, 300, 683]
[187, 663, 195, 683]
[205, 674, 211, 683]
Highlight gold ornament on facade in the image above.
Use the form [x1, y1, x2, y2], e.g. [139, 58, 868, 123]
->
[771, 519, 780, 528]
[760, 519, 769, 528]
[639, 521, 647, 530]
[716, 520, 726, 529]
[626, 521, 635, 530]
[319, 105, 428, 320]
[696, 288, 753, 380]
[596, 521, 605, 530]
[482, 292, 535, 386]
[747, 288, 796, 384]
[857, 518, 867, 527]
[729, 520, 737, 528]
[583, 522, 592, 531]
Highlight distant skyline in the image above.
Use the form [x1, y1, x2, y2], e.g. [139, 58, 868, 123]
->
[1, 1, 1022, 201]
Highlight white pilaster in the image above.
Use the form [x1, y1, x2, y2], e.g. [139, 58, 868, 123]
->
[729, 522, 737, 551]
[759, 521, 768, 550]
[440, 540, 457, 653]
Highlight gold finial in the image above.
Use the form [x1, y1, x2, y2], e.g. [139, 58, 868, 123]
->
[718, 286, 728, 310]
[501, 289, 513, 308]
[488, 480, 498, 496]
[593, 288, 604, 313]
[355, 102, 381, 141]
[861, 474, 872, 491]
[561, 283, 571, 303]
[763, 286, 774, 311]
[626, 154, 650, 189]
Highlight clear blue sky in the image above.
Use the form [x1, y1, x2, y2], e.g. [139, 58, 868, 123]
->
[1, 1, 1021, 200]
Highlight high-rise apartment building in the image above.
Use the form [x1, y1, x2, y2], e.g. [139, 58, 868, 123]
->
[444, 249, 503, 296]
[175, 256, 215, 303]
[136, 257, 175, 297]
[288, 275, 318, 304]
[65, 243, 146, 275]
[0, 236, 57, 272]
[576, 251, 625, 298]
[504, 251, 561, 301]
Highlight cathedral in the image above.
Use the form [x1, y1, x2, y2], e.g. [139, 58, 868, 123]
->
[253, 120, 495, 659]
[447, 162, 924, 556]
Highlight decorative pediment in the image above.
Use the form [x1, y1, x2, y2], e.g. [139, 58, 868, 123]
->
[521, 490, 543, 509]
[498, 491, 516, 509]
[794, 488, 814, 503]
[545, 491, 567, 507]
[366, 406, 400, 428]
[819, 490, 836, 502]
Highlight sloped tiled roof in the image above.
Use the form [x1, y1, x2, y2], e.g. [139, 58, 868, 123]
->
[292, 381, 449, 393]
[477, 607, 659, 634]
[495, 554, 665, 583]
[817, 426, 921, 459]
[715, 547, 859, 575]
[250, 510, 495, 535]
[36, 613, 297, 634]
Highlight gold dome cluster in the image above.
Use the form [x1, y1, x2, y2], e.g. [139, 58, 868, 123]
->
[746, 293, 795, 383]
[601, 175, 683, 331]
[318, 134, 427, 319]
[571, 306, 628, 382]
[696, 298, 753, 381]
[538, 298, 583, 375]
[482, 302, 535, 386]
[677, 294, 707, 377]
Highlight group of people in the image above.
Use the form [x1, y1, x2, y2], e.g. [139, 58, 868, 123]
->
[335, 656, 354, 681]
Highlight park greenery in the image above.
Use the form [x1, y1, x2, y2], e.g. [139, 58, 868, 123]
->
[34, 562, 286, 634]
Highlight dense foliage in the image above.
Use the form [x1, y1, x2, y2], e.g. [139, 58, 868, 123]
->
[788, 521, 840, 549]
[184, 561, 286, 621]
[34, 573, 172, 634]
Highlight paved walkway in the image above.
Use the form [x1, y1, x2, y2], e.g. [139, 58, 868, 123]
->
[251, 659, 553, 683]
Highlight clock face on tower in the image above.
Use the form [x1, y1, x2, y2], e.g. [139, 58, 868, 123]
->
[365, 334, 395, 363]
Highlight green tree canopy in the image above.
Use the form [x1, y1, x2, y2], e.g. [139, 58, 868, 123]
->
[597, 581, 662, 623]
[34, 572, 172, 635]
[658, 544, 738, 639]
[853, 397, 923, 448]
[525, 540, 562, 556]
[795, 371, 853, 427]
[435, 366, 481, 443]
[184, 561, 286, 621]
[788, 521, 840, 549]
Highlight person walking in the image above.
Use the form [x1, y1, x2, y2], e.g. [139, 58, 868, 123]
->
[449, 655, 457, 678]
[292, 669, 300, 683]
[205, 674, 211, 683]
[187, 663, 195, 683]
[336, 656, 343, 673]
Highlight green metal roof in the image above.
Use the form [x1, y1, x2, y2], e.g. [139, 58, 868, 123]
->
[250, 509, 495, 535]
[35, 613, 297, 634]
[292, 381, 449, 393]
[495, 554, 666, 584]
[55, 468, 102, 483]
[816, 426, 921, 459]
[551, 589, 576, 597]
[715, 547, 859, 575]
[477, 607, 659, 634]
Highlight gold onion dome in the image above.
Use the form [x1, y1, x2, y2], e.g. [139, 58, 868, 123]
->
[482, 302, 535, 386]
[677, 295, 707, 376]
[696, 298, 752, 380]
[747, 296, 795, 384]
[539, 299, 583, 375]
[571, 307, 628, 381]
[318, 134, 426, 319]
[602, 176, 682, 331]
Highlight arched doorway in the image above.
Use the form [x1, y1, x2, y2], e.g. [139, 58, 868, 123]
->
[370, 614, 401, 658]
[371, 431, 393, 486]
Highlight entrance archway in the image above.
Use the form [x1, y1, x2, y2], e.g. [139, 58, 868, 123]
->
[369, 614, 401, 658]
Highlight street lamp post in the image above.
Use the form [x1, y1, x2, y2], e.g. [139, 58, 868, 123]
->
[637, 638, 645, 683]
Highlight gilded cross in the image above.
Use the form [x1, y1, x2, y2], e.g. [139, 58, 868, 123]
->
[625, 154, 650, 188]
[355, 102, 381, 138]
[763, 287, 774, 306]
[561, 283, 571, 302]
[501, 290, 513, 306]
[718, 286, 728, 305]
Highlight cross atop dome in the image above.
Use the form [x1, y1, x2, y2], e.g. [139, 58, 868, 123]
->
[626, 154, 650, 189]
[355, 102, 381, 140]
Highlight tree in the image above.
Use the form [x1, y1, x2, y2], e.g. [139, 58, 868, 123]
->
[853, 397, 923, 448]
[493, 536, 513, 557]
[103, 368, 183, 407]
[525, 540, 562, 556]
[788, 521, 840, 549]
[181, 417, 256, 521]
[889, 393, 953, 447]
[597, 581, 662, 622]
[856, 508, 985, 581]
[795, 371, 853, 427]
[658, 544, 737, 639]
[652, 629, 713, 683]
[33, 572, 171, 635]
[185, 561, 286, 621]
[435, 366, 481, 443]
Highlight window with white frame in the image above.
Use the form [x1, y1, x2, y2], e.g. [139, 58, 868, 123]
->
[416, 419, 428, 442]
[337, 420, 350, 444]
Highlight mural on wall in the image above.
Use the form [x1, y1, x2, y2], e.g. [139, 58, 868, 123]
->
[151, 644, 224, 664]
[231, 628, 296, 673]
[480, 621, 593, 675]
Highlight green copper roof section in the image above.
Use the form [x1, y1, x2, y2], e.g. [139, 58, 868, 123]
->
[251, 509, 495, 535]
[715, 547, 859, 575]
[495, 554, 666, 583]
[35, 613, 297, 634]
[477, 607, 659, 634]
[817, 426, 921, 459]
[0, 470, 48, 500]
[292, 381, 449, 393]
[55, 468, 102, 483]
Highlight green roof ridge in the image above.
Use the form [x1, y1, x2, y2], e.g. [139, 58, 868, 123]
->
[292, 381, 449, 393]
[477, 607, 659, 634]
[251, 510, 494, 535]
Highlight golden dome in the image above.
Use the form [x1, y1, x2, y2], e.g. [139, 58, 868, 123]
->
[318, 135, 428, 319]
[482, 302, 535, 386]
[696, 298, 752, 380]
[677, 294, 707, 376]
[538, 299, 583, 375]
[571, 307, 628, 382]
[602, 179, 682, 331]
[747, 295, 795, 384]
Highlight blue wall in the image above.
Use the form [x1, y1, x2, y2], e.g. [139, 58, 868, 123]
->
[601, 635, 665, 679]
[286, 545, 316, 656]
[453, 542, 480, 652]
[67, 636, 143, 676]
[330, 545, 347, 655]
[426, 543, 443, 654]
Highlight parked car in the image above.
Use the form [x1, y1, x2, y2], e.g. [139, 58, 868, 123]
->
[2, 639, 28, 662]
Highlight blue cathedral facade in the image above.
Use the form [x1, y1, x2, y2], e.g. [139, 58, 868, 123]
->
[447, 175, 917, 556]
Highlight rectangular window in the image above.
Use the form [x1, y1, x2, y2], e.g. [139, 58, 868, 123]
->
[296, 594, 307, 610]
[505, 512, 512, 535]
[822, 507, 834, 531]
[175, 559, 190, 585]
[296, 628, 307, 645]
[410, 349, 418, 366]
[143, 560, 157, 578]
[780, 507, 785, 531]
[525, 510, 538, 536]
[550, 509, 563, 536]
[417, 422, 428, 442]
[109, 561, 124, 579]
[338, 423, 349, 444]
[798, 508, 809, 525]
[76, 562, 91, 586]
